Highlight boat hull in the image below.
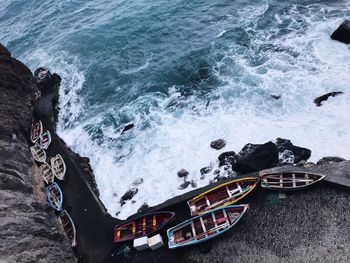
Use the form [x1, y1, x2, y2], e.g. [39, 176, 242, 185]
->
[46, 182, 63, 211]
[187, 177, 258, 216]
[59, 210, 77, 247]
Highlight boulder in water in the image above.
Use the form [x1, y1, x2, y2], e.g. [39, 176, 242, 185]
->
[317, 156, 346, 165]
[120, 188, 138, 202]
[218, 151, 238, 167]
[121, 122, 134, 134]
[177, 168, 189, 178]
[276, 138, 311, 163]
[331, 20, 350, 44]
[314, 92, 343, 107]
[210, 139, 226, 150]
[200, 166, 212, 176]
[234, 142, 279, 174]
[178, 181, 191, 190]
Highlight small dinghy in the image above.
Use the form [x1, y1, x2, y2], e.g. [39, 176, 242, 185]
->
[30, 143, 46, 163]
[38, 162, 54, 184]
[51, 154, 66, 181]
[114, 211, 175, 242]
[30, 120, 43, 143]
[39, 130, 51, 149]
[167, 204, 248, 249]
[187, 177, 258, 216]
[260, 171, 326, 190]
[59, 210, 77, 247]
[46, 182, 63, 211]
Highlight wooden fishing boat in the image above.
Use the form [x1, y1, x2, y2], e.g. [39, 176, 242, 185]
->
[187, 177, 258, 216]
[260, 171, 326, 190]
[30, 120, 43, 143]
[59, 210, 77, 247]
[30, 143, 46, 163]
[167, 204, 248, 249]
[46, 182, 63, 211]
[114, 211, 175, 242]
[39, 130, 51, 149]
[38, 162, 54, 184]
[51, 154, 66, 181]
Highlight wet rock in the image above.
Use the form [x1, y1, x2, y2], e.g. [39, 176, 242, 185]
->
[331, 20, 350, 44]
[314, 92, 343, 107]
[0, 43, 11, 56]
[276, 138, 311, 163]
[190, 180, 197, 188]
[177, 168, 189, 178]
[200, 166, 212, 176]
[237, 144, 260, 159]
[234, 142, 279, 174]
[120, 188, 138, 202]
[270, 95, 281, 100]
[317, 156, 346, 165]
[137, 203, 149, 213]
[121, 122, 134, 134]
[210, 139, 226, 150]
[218, 151, 238, 167]
[279, 150, 295, 165]
[178, 181, 191, 190]
[132, 178, 144, 186]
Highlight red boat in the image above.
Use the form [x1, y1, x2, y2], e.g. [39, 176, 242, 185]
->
[114, 211, 175, 242]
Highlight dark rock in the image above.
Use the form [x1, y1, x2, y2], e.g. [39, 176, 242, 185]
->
[276, 138, 311, 163]
[237, 144, 260, 159]
[190, 180, 197, 188]
[314, 92, 343, 107]
[270, 95, 281, 100]
[234, 142, 279, 174]
[177, 168, 189, 178]
[137, 203, 149, 213]
[120, 188, 138, 202]
[0, 43, 11, 56]
[218, 151, 238, 167]
[132, 178, 144, 186]
[121, 122, 134, 134]
[317, 156, 346, 165]
[331, 20, 350, 44]
[210, 139, 226, 150]
[200, 166, 212, 175]
[279, 150, 295, 165]
[178, 181, 191, 190]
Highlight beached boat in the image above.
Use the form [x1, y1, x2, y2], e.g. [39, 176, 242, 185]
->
[167, 204, 248, 249]
[39, 130, 51, 149]
[114, 211, 175, 242]
[30, 143, 46, 163]
[46, 182, 63, 211]
[59, 210, 77, 247]
[38, 162, 54, 184]
[260, 171, 326, 190]
[187, 177, 258, 216]
[51, 154, 66, 181]
[30, 120, 43, 143]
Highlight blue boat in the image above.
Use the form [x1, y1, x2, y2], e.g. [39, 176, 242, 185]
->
[167, 204, 248, 249]
[46, 182, 63, 211]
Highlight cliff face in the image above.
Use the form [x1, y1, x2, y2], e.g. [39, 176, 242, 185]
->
[0, 44, 75, 262]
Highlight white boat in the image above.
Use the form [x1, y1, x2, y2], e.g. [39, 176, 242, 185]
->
[51, 154, 66, 180]
[30, 143, 46, 163]
[38, 162, 54, 184]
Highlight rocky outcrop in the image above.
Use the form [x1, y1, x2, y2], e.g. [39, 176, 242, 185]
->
[275, 138, 311, 163]
[331, 20, 350, 44]
[317, 156, 346, 165]
[314, 91, 343, 107]
[0, 44, 75, 262]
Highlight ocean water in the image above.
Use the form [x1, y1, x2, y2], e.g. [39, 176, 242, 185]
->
[1, 0, 350, 219]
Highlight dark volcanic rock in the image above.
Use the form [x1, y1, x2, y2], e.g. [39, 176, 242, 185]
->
[178, 181, 191, 190]
[331, 20, 350, 44]
[0, 44, 75, 262]
[121, 188, 138, 202]
[234, 142, 279, 174]
[276, 138, 311, 163]
[121, 122, 134, 134]
[314, 92, 343, 107]
[317, 156, 346, 165]
[270, 95, 281, 100]
[210, 139, 226, 150]
[237, 143, 260, 159]
[190, 180, 197, 188]
[177, 168, 189, 178]
[200, 166, 212, 176]
[218, 151, 238, 167]
[279, 149, 295, 165]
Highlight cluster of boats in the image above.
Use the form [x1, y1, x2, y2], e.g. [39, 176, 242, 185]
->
[114, 171, 326, 250]
[30, 120, 77, 248]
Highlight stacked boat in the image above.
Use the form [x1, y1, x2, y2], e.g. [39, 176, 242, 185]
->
[29, 119, 77, 248]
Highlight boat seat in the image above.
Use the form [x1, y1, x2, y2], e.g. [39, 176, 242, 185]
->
[215, 217, 227, 224]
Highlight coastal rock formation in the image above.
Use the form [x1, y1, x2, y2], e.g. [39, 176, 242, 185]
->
[314, 91, 343, 107]
[218, 151, 237, 167]
[0, 44, 75, 262]
[317, 156, 346, 165]
[210, 139, 226, 150]
[275, 138, 311, 163]
[331, 20, 350, 44]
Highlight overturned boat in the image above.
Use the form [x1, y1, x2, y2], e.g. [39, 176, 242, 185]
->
[30, 120, 43, 143]
[46, 182, 63, 211]
[59, 210, 77, 247]
[39, 130, 51, 149]
[51, 154, 66, 181]
[38, 162, 54, 184]
[187, 177, 258, 216]
[260, 170, 326, 190]
[167, 204, 248, 249]
[30, 143, 46, 163]
[114, 211, 175, 242]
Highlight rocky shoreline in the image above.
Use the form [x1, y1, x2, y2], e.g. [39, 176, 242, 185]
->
[1, 20, 350, 263]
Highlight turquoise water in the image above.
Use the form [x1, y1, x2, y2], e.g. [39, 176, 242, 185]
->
[1, 0, 350, 218]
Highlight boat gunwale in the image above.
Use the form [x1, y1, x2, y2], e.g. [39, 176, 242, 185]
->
[47, 182, 63, 211]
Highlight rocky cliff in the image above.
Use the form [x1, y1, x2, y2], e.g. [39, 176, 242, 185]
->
[0, 43, 75, 262]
